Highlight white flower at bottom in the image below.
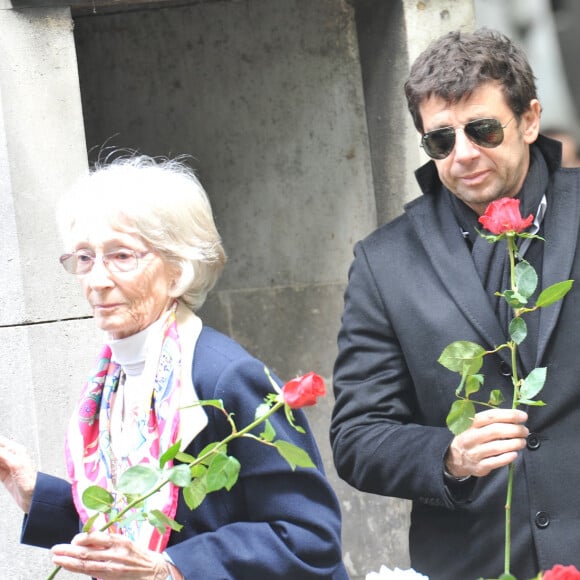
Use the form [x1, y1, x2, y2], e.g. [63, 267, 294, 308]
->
[365, 565, 429, 579]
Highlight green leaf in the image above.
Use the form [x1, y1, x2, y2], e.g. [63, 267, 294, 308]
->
[514, 260, 538, 299]
[502, 289, 527, 309]
[183, 477, 207, 510]
[175, 450, 196, 464]
[509, 316, 527, 345]
[116, 465, 160, 496]
[519, 367, 547, 400]
[82, 485, 114, 512]
[168, 464, 193, 487]
[198, 441, 225, 465]
[516, 231, 544, 242]
[284, 404, 305, 434]
[476, 230, 502, 243]
[518, 399, 546, 407]
[498, 574, 517, 580]
[160, 440, 182, 469]
[446, 399, 475, 435]
[197, 399, 226, 411]
[464, 374, 483, 397]
[438, 341, 486, 375]
[148, 509, 183, 533]
[190, 464, 207, 478]
[205, 453, 241, 493]
[274, 440, 316, 470]
[536, 279, 574, 308]
[488, 389, 505, 407]
[260, 419, 276, 442]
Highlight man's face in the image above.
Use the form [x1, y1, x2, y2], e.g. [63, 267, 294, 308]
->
[418, 82, 541, 215]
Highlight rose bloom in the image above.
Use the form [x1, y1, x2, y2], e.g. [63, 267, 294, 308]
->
[282, 372, 326, 409]
[542, 564, 580, 579]
[478, 197, 534, 235]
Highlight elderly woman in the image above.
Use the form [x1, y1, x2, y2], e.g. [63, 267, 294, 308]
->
[0, 155, 348, 579]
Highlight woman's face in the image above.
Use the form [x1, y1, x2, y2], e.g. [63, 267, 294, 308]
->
[70, 218, 178, 340]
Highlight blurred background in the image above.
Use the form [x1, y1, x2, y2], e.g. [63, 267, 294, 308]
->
[475, 0, 580, 166]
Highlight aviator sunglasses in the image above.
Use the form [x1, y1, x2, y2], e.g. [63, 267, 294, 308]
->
[420, 117, 514, 160]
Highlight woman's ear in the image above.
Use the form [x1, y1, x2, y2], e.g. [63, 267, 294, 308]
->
[168, 262, 194, 298]
[167, 264, 184, 298]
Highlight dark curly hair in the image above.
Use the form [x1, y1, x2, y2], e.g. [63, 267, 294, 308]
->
[404, 28, 537, 133]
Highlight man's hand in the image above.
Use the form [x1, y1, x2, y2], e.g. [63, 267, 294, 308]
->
[445, 408, 529, 478]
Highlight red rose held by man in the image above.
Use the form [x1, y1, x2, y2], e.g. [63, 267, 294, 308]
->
[478, 197, 534, 235]
[282, 372, 326, 409]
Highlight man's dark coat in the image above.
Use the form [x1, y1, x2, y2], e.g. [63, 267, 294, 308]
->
[331, 136, 580, 579]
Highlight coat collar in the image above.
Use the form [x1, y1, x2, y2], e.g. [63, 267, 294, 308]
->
[404, 191, 511, 364]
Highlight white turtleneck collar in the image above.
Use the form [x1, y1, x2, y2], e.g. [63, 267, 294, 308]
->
[108, 316, 165, 377]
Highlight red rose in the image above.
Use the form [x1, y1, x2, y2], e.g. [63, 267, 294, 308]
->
[282, 372, 326, 409]
[478, 197, 534, 235]
[543, 564, 580, 579]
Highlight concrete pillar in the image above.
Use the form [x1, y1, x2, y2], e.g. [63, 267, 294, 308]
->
[0, 6, 91, 578]
[356, 0, 476, 226]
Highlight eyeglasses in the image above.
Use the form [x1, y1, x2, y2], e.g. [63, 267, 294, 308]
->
[59, 249, 150, 275]
[420, 117, 515, 160]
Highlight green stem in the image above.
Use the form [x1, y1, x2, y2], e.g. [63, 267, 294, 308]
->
[504, 235, 520, 577]
[46, 566, 61, 580]
[505, 462, 515, 575]
[507, 234, 517, 290]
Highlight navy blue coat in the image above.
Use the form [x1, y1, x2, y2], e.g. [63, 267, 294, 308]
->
[22, 326, 348, 579]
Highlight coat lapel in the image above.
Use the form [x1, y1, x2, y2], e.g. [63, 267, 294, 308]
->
[405, 193, 512, 366]
[536, 174, 580, 365]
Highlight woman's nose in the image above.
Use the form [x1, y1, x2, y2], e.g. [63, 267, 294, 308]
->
[85, 257, 115, 288]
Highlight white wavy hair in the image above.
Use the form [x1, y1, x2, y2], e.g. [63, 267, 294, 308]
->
[57, 153, 227, 311]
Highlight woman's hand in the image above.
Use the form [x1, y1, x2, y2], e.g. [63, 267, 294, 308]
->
[51, 532, 183, 579]
[445, 408, 529, 478]
[0, 436, 37, 512]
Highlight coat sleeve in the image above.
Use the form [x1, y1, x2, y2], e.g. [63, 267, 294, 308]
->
[330, 240, 466, 508]
[20, 472, 79, 548]
[167, 335, 347, 580]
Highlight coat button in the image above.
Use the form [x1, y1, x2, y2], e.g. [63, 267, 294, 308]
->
[527, 433, 541, 450]
[535, 511, 550, 528]
[499, 361, 512, 377]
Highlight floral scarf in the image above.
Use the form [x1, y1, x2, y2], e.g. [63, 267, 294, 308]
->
[65, 302, 194, 553]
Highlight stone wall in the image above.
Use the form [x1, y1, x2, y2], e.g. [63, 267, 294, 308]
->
[0, 1, 474, 577]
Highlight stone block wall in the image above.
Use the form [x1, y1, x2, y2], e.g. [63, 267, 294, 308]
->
[0, 1, 474, 577]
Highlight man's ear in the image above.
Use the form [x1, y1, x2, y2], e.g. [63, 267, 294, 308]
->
[521, 99, 541, 144]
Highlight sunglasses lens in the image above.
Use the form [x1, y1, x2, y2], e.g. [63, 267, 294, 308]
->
[421, 118, 507, 159]
[465, 118, 504, 148]
[422, 128, 455, 160]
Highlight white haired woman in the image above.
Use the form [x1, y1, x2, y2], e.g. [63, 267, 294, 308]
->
[0, 155, 348, 579]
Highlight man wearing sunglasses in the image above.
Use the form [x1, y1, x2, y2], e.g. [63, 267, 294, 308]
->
[331, 28, 580, 580]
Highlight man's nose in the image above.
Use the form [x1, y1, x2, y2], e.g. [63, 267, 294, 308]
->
[452, 127, 480, 161]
